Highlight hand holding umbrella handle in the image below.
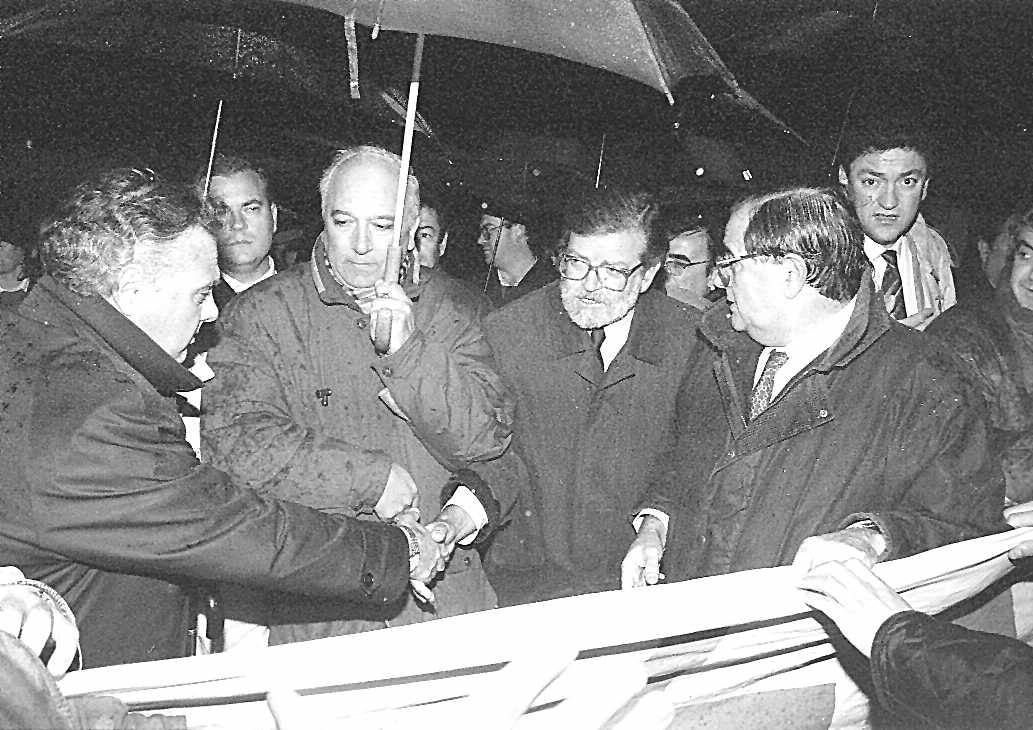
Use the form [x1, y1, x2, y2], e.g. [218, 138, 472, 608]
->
[372, 241, 403, 354]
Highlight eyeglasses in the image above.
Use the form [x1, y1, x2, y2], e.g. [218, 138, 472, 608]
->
[663, 257, 709, 277]
[478, 222, 511, 239]
[557, 253, 644, 291]
[713, 251, 765, 287]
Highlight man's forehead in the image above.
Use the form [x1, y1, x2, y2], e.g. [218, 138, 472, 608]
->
[568, 228, 646, 260]
[209, 170, 267, 200]
[327, 158, 397, 213]
[850, 147, 928, 175]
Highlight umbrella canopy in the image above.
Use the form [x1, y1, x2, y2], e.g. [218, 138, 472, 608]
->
[292, 0, 715, 103]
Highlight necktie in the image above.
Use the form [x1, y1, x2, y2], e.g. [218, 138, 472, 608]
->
[749, 350, 789, 420]
[881, 250, 907, 320]
[590, 328, 606, 376]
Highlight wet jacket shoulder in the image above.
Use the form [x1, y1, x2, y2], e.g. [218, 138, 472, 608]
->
[927, 299, 1033, 503]
[651, 278, 1006, 580]
[203, 254, 514, 518]
[871, 610, 1033, 728]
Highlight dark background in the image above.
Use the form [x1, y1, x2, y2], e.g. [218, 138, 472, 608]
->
[2, 0, 1031, 255]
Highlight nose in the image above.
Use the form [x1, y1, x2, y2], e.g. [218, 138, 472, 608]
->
[583, 266, 604, 292]
[876, 184, 898, 210]
[201, 292, 218, 323]
[352, 226, 373, 256]
[227, 208, 246, 231]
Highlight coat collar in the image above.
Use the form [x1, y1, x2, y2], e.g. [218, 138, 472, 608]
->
[541, 283, 669, 367]
[700, 275, 890, 372]
[27, 276, 201, 396]
[310, 232, 420, 311]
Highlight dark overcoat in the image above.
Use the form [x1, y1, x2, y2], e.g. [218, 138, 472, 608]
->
[0, 277, 409, 667]
[647, 277, 1007, 581]
[483, 283, 712, 600]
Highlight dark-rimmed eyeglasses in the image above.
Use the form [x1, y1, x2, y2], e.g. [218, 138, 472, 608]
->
[557, 253, 644, 291]
[713, 251, 765, 287]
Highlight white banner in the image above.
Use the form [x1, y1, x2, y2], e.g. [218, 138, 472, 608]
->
[59, 527, 1033, 729]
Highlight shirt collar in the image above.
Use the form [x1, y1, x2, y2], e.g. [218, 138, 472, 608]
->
[221, 256, 275, 293]
[0, 278, 30, 293]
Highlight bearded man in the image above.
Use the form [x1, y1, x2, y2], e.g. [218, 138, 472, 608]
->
[482, 185, 713, 604]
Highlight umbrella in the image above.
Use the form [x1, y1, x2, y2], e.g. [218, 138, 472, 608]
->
[272, 0, 798, 349]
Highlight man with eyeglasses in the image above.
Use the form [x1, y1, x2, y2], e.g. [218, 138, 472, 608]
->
[476, 198, 557, 308]
[481, 185, 713, 605]
[622, 187, 1005, 723]
[657, 206, 717, 310]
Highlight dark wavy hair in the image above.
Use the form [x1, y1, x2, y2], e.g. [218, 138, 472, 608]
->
[742, 187, 868, 303]
[560, 185, 666, 265]
[40, 168, 209, 298]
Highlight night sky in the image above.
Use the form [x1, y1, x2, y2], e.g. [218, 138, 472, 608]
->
[2, 0, 1033, 245]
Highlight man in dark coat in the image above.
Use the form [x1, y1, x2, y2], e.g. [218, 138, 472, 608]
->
[483, 185, 710, 603]
[477, 198, 558, 308]
[625, 187, 1004, 587]
[203, 146, 519, 643]
[624, 186, 1007, 726]
[0, 168, 442, 668]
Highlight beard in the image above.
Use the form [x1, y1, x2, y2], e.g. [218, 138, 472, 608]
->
[560, 279, 640, 329]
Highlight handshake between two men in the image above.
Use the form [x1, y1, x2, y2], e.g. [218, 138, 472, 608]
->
[376, 463, 481, 604]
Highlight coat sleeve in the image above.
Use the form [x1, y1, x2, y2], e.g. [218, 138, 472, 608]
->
[840, 344, 1009, 560]
[203, 293, 394, 511]
[34, 382, 409, 606]
[871, 610, 1033, 729]
[371, 310, 514, 472]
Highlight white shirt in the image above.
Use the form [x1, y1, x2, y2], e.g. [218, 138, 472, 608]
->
[752, 296, 857, 402]
[222, 256, 276, 293]
[599, 308, 635, 370]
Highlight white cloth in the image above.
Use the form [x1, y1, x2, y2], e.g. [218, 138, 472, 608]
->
[599, 308, 634, 371]
[59, 529, 1033, 729]
[0, 278, 29, 293]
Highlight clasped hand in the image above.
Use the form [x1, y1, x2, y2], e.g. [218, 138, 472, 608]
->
[394, 504, 477, 604]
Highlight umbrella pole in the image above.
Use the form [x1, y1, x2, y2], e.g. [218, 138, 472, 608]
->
[201, 28, 243, 198]
[201, 99, 224, 199]
[373, 33, 425, 354]
[594, 133, 606, 189]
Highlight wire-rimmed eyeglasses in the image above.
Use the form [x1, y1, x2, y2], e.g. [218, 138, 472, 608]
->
[557, 253, 645, 291]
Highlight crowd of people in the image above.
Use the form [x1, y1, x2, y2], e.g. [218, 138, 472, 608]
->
[2, 115, 1033, 728]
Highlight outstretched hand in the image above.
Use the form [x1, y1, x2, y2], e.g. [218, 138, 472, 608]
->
[796, 558, 911, 658]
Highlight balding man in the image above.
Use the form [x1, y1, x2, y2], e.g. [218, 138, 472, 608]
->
[203, 146, 519, 643]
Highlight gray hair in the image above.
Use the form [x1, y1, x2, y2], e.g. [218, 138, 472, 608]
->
[319, 145, 420, 233]
[40, 168, 210, 297]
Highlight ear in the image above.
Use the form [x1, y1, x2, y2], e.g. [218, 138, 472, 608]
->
[782, 254, 809, 298]
[439, 231, 449, 258]
[638, 260, 663, 293]
[270, 203, 279, 233]
[836, 165, 849, 187]
[104, 270, 146, 318]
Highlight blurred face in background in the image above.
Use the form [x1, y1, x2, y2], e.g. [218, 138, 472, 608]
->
[416, 204, 446, 268]
[1010, 228, 1033, 310]
[663, 228, 712, 309]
